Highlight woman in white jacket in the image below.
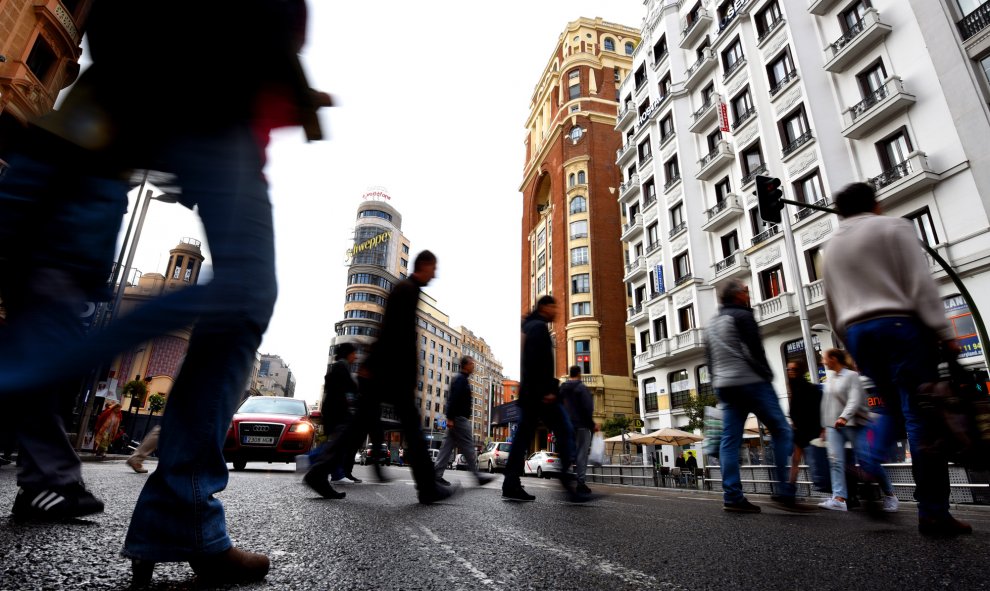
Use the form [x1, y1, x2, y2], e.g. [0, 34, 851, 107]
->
[818, 349, 898, 512]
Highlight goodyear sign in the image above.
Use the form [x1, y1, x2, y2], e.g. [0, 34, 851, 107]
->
[346, 231, 391, 261]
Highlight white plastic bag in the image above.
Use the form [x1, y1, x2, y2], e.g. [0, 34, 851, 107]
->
[589, 432, 605, 466]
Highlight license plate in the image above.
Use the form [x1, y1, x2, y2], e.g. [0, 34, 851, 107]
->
[243, 436, 275, 445]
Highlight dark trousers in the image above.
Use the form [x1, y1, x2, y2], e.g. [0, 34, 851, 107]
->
[502, 399, 574, 491]
[309, 382, 384, 480]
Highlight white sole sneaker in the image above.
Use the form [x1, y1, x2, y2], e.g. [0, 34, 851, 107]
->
[817, 498, 848, 511]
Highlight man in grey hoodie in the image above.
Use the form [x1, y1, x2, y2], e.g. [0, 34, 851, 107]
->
[706, 279, 809, 513]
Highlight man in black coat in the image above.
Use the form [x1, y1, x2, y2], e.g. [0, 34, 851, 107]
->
[502, 295, 584, 502]
[434, 356, 494, 486]
[304, 343, 360, 497]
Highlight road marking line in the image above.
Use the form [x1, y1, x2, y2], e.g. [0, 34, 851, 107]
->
[676, 496, 720, 501]
[418, 525, 499, 588]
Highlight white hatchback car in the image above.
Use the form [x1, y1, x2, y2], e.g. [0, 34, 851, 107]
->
[477, 441, 512, 473]
[524, 451, 562, 478]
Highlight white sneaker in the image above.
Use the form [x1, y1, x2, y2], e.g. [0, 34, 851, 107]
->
[818, 498, 848, 511]
[331, 477, 356, 484]
[882, 494, 899, 513]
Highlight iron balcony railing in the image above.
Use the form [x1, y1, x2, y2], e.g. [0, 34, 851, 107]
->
[669, 221, 687, 239]
[828, 16, 868, 55]
[699, 143, 729, 169]
[794, 198, 830, 222]
[674, 272, 694, 287]
[868, 160, 912, 191]
[769, 69, 799, 96]
[722, 56, 747, 81]
[646, 241, 662, 255]
[731, 106, 756, 130]
[692, 97, 717, 122]
[751, 224, 780, 246]
[706, 199, 729, 220]
[849, 83, 891, 122]
[715, 252, 739, 273]
[757, 17, 784, 43]
[740, 164, 767, 187]
[782, 130, 814, 157]
[664, 174, 682, 191]
[958, 1, 990, 40]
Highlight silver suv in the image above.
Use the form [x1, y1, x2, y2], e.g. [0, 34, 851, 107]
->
[477, 441, 513, 473]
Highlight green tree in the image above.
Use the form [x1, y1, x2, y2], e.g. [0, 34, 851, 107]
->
[122, 379, 148, 407]
[684, 390, 718, 433]
[147, 393, 166, 414]
[602, 416, 631, 438]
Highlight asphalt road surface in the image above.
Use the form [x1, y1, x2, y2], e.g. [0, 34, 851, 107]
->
[1, 460, 988, 590]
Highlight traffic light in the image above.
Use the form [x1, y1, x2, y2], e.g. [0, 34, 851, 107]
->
[756, 175, 783, 224]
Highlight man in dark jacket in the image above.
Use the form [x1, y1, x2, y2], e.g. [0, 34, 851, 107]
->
[705, 279, 807, 513]
[560, 365, 596, 494]
[503, 295, 584, 502]
[434, 356, 494, 486]
[304, 343, 360, 497]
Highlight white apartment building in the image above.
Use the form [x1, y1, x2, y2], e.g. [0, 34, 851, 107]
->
[618, 0, 990, 460]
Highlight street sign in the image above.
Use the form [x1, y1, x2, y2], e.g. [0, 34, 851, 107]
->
[630, 418, 644, 429]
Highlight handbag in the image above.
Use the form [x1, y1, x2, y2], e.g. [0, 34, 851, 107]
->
[589, 432, 606, 466]
[702, 405, 723, 458]
[916, 344, 990, 470]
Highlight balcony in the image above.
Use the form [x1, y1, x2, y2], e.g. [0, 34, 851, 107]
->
[755, 292, 797, 325]
[624, 257, 648, 282]
[689, 95, 721, 134]
[803, 279, 826, 309]
[702, 195, 744, 232]
[769, 69, 800, 99]
[673, 272, 694, 287]
[740, 164, 768, 189]
[867, 151, 939, 207]
[684, 48, 718, 90]
[620, 214, 644, 242]
[617, 142, 636, 166]
[664, 174, 683, 194]
[757, 17, 786, 48]
[617, 101, 636, 129]
[626, 301, 647, 323]
[824, 9, 891, 73]
[680, 9, 713, 49]
[808, 0, 842, 16]
[619, 174, 641, 201]
[653, 50, 670, 71]
[643, 191, 658, 212]
[841, 77, 916, 139]
[712, 251, 751, 281]
[958, 2, 990, 41]
[668, 221, 687, 240]
[722, 57, 748, 83]
[669, 328, 705, 359]
[751, 223, 780, 246]
[793, 198, 831, 223]
[696, 140, 734, 181]
[646, 240, 662, 256]
[731, 106, 757, 132]
[781, 130, 815, 161]
[646, 340, 670, 367]
[638, 151, 654, 171]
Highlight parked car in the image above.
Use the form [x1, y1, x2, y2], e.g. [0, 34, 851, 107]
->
[523, 451, 562, 478]
[451, 453, 469, 471]
[224, 396, 316, 471]
[360, 443, 391, 466]
[477, 441, 512, 473]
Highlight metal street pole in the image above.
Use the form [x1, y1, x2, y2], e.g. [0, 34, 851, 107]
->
[779, 209, 820, 385]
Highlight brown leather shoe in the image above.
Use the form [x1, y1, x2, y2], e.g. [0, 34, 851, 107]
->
[189, 547, 270, 583]
[919, 516, 973, 537]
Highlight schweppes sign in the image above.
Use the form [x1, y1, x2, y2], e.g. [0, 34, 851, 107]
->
[346, 231, 391, 261]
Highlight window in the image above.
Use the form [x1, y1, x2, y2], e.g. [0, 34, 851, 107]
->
[537, 251, 546, 269]
[707, 129, 723, 153]
[578, 170, 586, 184]
[759, 264, 786, 299]
[537, 228, 546, 248]
[857, 60, 888, 96]
[625, 41, 635, 55]
[653, 316, 669, 341]
[575, 340, 591, 373]
[359, 209, 393, 222]
[570, 196, 587, 214]
[715, 177, 732, 202]
[640, 330, 651, 352]
[346, 291, 388, 306]
[664, 157, 680, 186]
[634, 63, 648, 88]
[687, 2, 703, 26]
[643, 178, 657, 204]
[905, 207, 940, 246]
[644, 379, 659, 413]
[750, 207, 770, 235]
[402, 244, 409, 254]
[572, 302, 591, 317]
[741, 143, 764, 176]
[877, 129, 913, 169]
[730, 89, 754, 127]
[697, 365, 714, 399]
[604, 37, 615, 51]
[721, 231, 739, 257]
[572, 273, 591, 294]
[628, 203, 640, 222]
[780, 107, 810, 149]
[959, 0, 987, 15]
[634, 284, 647, 306]
[674, 252, 691, 281]
[722, 38, 744, 73]
[841, 0, 869, 33]
[660, 114, 675, 142]
[634, 241, 644, 258]
[400, 258, 408, 269]
[659, 74, 672, 99]
[756, 1, 782, 38]
[791, 170, 824, 205]
[653, 35, 668, 61]
[569, 173, 576, 187]
[981, 54, 990, 87]
[25, 38, 56, 83]
[638, 138, 652, 162]
[647, 222, 660, 246]
[669, 369, 690, 408]
[805, 246, 824, 282]
[172, 255, 184, 280]
[348, 273, 393, 291]
[670, 203, 685, 229]
[568, 69, 581, 100]
[767, 50, 795, 93]
[536, 273, 546, 294]
[570, 246, 589, 266]
[702, 82, 716, 106]
[570, 220, 589, 239]
[678, 306, 695, 332]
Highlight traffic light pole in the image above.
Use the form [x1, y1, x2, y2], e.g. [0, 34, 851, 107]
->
[779, 197, 989, 367]
[779, 209, 821, 385]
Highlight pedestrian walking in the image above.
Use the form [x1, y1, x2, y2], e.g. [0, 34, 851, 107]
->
[0, 0, 330, 584]
[705, 279, 812, 513]
[502, 296, 584, 503]
[816, 349, 899, 513]
[434, 356, 494, 487]
[786, 360, 828, 492]
[127, 426, 160, 474]
[93, 402, 123, 458]
[822, 182, 968, 535]
[304, 343, 360, 497]
[559, 365, 596, 495]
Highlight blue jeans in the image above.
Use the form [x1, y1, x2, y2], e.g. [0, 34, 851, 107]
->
[825, 425, 893, 500]
[845, 317, 949, 519]
[717, 381, 795, 504]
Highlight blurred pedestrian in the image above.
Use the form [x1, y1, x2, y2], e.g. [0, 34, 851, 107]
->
[705, 279, 811, 513]
[502, 296, 583, 502]
[685, 452, 698, 472]
[560, 364, 596, 495]
[126, 426, 160, 474]
[304, 343, 359, 497]
[93, 402, 123, 458]
[817, 349, 898, 513]
[786, 360, 828, 491]
[434, 356, 494, 487]
[823, 182, 969, 536]
[0, 0, 330, 584]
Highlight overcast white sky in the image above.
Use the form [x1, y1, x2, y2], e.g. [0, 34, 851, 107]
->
[122, 1, 646, 404]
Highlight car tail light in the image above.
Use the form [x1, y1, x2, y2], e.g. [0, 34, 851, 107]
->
[495, 450, 500, 458]
[546, 459, 554, 463]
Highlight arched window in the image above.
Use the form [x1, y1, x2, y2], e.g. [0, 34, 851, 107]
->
[570, 196, 587, 214]
[604, 37, 615, 51]
[569, 173, 576, 187]
[625, 41, 635, 55]
[578, 170, 586, 184]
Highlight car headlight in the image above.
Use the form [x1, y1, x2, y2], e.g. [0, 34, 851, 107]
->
[289, 422, 313, 434]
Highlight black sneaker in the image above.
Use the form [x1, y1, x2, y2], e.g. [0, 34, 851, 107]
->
[303, 471, 345, 500]
[435, 477, 451, 486]
[11, 483, 105, 522]
[345, 474, 362, 484]
[476, 474, 495, 487]
[771, 495, 816, 513]
[420, 482, 462, 505]
[723, 499, 761, 513]
[502, 486, 536, 502]
[576, 483, 592, 495]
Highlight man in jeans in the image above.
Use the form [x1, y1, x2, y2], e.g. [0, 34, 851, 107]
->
[705, 279, 812, 513]
[823, 182, 970, 536]
[560, 365, 596, 494]
[434, 356, 493, 487]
